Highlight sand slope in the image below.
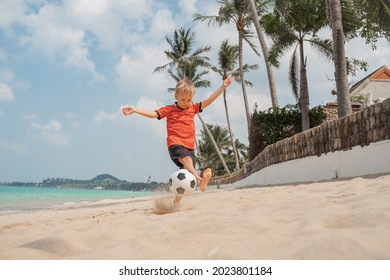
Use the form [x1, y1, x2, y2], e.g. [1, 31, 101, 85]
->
[0, 174, 389, 260]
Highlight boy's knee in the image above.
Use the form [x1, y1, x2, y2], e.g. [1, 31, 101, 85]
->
[178, 156, 195, 168]
[179, 155, 190, 161]
[179, 156, 190, 164]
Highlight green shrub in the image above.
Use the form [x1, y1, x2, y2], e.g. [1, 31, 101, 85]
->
[248, 104, 326, 161]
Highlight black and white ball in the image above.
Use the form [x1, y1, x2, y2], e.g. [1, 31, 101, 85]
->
[169, 169, 196, 197]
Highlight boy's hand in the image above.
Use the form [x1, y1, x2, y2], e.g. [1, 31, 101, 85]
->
[122, 106, 136, 116]
[223, 76, 233, 87]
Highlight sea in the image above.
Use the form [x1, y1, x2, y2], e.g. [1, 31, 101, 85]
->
[0, 185, 155, 214]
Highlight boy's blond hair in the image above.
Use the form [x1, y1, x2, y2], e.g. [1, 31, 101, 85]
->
[175, 79, 195, 97]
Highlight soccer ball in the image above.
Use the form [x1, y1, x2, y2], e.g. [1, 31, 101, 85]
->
[169, 169, 196, 197]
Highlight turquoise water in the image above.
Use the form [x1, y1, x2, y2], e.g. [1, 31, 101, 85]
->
[0, 185, 154, 214]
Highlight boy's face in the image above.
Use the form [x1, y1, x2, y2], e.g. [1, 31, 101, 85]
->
[175, 91, 193, 109]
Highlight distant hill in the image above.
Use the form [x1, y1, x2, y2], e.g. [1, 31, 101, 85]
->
[92, 174, 121, 183]
[3, 174, 168, 192]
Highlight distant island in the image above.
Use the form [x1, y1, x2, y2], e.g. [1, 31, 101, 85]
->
[0, 174, 168, 192]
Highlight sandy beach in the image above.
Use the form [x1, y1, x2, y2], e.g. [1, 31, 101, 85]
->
[0, 173, 389, 260]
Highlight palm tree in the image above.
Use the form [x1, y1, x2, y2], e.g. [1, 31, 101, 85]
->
[326, 0, 390, 118]
[328, 0, 352, 117]
[211, 39, 258, 171]
[167, 64, 211, 92]
[232, 139, 249, 167]
[197, 124, 232, 176]
[154, 27, 231, 174]
[262, 0, 333, 131]
[194, 0, 260, 133]
[153, 27, 211, 79]
[246, 0, 279, 108]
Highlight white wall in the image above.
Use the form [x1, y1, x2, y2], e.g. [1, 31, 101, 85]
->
[221, 140, 390, 188]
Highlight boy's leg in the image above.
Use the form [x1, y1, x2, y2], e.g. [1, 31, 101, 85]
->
[178, 156, 202, 183]
[178, 156, 212, 192]
[169, 145, 213, 205]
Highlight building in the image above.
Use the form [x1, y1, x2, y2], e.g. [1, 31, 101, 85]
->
[324, 65, 390, 121]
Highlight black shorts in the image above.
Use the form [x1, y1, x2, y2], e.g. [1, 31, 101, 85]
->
[168, 145, 196, 169]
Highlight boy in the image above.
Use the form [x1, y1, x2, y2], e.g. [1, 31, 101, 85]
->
[122, 76, 232, 206]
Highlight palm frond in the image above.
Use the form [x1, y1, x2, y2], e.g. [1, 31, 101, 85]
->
[241, 29, 260, 56]
[230, 63, 259, 86]
[193, 14, 227, 26]
[268, 35, 296, 68]
[306, 37, 334, 62]
[289, 50, 299, 101]
[339, 0, 361, 38]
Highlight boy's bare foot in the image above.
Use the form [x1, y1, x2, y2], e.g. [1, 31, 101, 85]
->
[199, 168, 212, 192]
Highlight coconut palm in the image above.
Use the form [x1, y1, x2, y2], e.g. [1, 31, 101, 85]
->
[194, 0, 260, 133]
[197, 124, 232, 176]
[167, 64, 211, 92]
[153, 27, 211, 79]
[211, 39, 258, 171]
[326, 0, 390, 117]
[231, 139, 249, 167]
[246, 0, 279, 108]
[262, 0, 333, 131]
[327, 0, 352, 117]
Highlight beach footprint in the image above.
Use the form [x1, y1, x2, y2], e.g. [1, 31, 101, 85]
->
[20, 237, 78, 258]
[153, 198, 178, 214]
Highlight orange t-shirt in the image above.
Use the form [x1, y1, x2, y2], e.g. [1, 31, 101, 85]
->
[156, 102, 202, 150]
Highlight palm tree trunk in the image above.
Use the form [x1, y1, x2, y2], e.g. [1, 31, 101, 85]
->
[197, 114, 230, 174]
[299, 40, 310, 131]
[238, 30, 251, 133]
[194, 135, 205, 170]
[223, 90, 240, 171]
[246, 0, 279, 108]
[328, 0, 352, 117]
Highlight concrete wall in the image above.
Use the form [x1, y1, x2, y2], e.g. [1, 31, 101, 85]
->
[220, 140, 390, 188]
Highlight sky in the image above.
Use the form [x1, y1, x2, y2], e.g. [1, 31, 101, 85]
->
[0, 0, 389, 183]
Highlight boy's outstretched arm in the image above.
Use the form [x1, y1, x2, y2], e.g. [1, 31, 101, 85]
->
[201, 76, 233, 110]
[122, 106, 158, 118]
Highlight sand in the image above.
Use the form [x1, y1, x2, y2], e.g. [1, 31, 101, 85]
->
[0, 174, 389, 260]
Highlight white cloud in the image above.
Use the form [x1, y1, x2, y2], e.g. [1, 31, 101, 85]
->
[93, 111, 117, 124]
[148, 8, 176, 40]
[178, 0, 197, 15]
[115, 49, 171, 98]
[0, 0, 25, 30]
[123, 97, 166, 139]
[25, 113, 38, 121]
[0, 68, 29, 92]
[27, 116, 69, 146]
[18, 2, 104, 81]
[30, 119, 62, 131]
[68, 0, 156, 50]
[40, 131, 68, 146]
[65, 112, 80, 129]
[0, 83, 15, 102]
[0, 137, 26, 154]
[136, 96, 164, 110]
